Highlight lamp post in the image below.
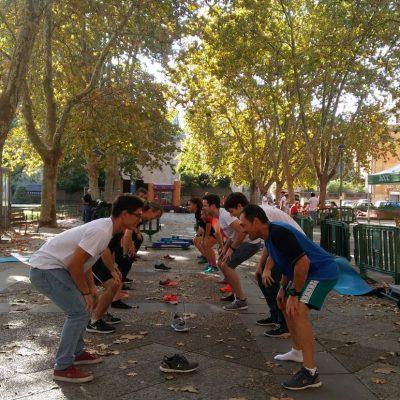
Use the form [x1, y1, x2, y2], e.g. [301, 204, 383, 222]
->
[338, 144, 345, 207]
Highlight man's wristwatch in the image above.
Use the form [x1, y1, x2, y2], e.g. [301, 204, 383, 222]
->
[288, 288, 302, 297]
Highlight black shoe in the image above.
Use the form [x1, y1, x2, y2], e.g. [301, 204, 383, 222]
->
[197, 256, 207, 264]
[220, 293, 235, 302]
[159, 354, 198, 373]
[155, 263, 171, 271]
[256, 317, 278, 326]
[86, 319, 116, 334]
[122, 284, 133, 291]
[264, 325, 290, 338]
[282, 367, 322, 390]
[111, 300, 132, 309]
[123, 277, 133, 283]
[103, 313, 121, 325]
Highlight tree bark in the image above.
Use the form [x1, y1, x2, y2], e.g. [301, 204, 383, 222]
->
[86, 151, 100, 199]
[104, 151, 121, 202]
[40, 156, 59, 226]
[275, 179, 284, 203]
[0, 0, 45, 146]
[249, 179, 258, 203]
[318, 175, 329, 207]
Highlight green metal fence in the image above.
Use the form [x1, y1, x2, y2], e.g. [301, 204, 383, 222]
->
[320, 219, 351, 260]
[354, 224, 400, 284]
[318, 207, 356, 224]
[294, 215, 314, 240]
[141, 218, 161, 242]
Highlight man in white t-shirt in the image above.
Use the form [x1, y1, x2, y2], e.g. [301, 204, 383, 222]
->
[279, 191, 288, 213]
[203, 194, 261, 311]
[308, 193, 319, 223]
[29, 194, 144, 384]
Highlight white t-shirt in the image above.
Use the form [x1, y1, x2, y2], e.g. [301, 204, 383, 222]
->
[309, 197, 319, 211]
[218, 208, 260, 244]
[30, 218, 114, 273]
[261, 205, 303, 233]
[279, 195, 287, 211]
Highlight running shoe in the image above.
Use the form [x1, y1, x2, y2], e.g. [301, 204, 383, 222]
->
[74, 351, 102, 365]
[256, 317, 278, 326]
[163, 294, 178, 305]
[103, 313, 121, 325]
[264, 325, 290, 338]
[197, 256, 208, 264]
[86, 319, 116, 334]
[155, 263, 171, 271]
[220, 284, 232, 293]
[223, 298, 248, 311]
[203, 265, 218, 274]
[282, 367, 322, 390]
[53, 365, 93, 383]
[111, 300, 132, 309]
[159, 354, 198, 373]
[171, 313, 190, 332]
[220, 293, 235, 302]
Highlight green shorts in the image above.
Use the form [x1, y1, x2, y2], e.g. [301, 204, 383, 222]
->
[285, 279, 337, 311]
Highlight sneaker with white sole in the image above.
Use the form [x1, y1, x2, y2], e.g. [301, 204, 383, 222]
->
[103, 313, 121, 325]
[282, 367, 322, 390]
[159, 354, 198, 373]
[53, 365, 93, 383]
[86, 319, 116, 334]
[264, 325, 290, 338]
[171, 314, 190, 332]
[223, 298, 248, 311]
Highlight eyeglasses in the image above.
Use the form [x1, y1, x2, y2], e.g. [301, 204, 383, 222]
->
[129, 212, 143, 218]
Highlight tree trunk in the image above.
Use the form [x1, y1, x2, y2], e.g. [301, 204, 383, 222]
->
[249, 179, 258, 203]
[86, 152, 100, 199]
[40, 156, 58, 226]
[318, 175, 329, 207]
[275, 180, 284, 203]
[104, 151, 121, 202]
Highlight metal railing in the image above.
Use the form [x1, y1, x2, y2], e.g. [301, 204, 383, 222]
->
[354, 224, 400, 284]
[293, 215, 314, 240]
[320, 219, 351, 260]
[318, 207, 356, 224]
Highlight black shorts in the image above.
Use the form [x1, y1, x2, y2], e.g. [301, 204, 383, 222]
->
[92, 260, 112, 285]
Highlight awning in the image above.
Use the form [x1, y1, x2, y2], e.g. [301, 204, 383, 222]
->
[368, 164, 400, 185]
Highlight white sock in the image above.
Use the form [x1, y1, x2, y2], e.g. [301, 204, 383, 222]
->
[305, 366, 317, 376]
[274, 348, 303, 362]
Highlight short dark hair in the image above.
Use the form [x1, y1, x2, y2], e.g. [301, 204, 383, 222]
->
[136, 187, 148, 195]
[224, 192, 249, 210]
[241, 204, 269, 224]
[203, 193, 220, 209]
[111, 194, 144, 217]
[310, 192, 315, 197]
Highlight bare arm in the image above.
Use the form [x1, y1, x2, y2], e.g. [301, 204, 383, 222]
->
[67, 246, 92, 294]
[291, 255, 310, 292]
[230, 220, 246, 248]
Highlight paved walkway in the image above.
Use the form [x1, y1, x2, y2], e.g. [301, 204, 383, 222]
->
[0, 214, 399, 399]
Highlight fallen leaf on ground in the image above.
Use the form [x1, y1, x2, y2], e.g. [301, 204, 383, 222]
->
[127, 360, 137, 364]
[97, 344, 110, 350]
[127, 372, 137, 377]
[176, 342, 185, 347]
[183, 313, 197, 319]
[224, 355, 234, 359]
[111, 350, 120, 355]
[229, 397, 248, 400]
[165, 375, 174, 380]
[371, 377, 387, 384]
[374, 367, 397, 374]
[168, 386, 199, 393]
[120, 334, 144, 340]
[139, 331, 148, 335]
[113, 339, 130, 344]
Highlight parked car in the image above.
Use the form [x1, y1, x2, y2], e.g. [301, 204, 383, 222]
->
[342, 200, 354, 208]
[378, 201, 400, 209]
[354, 199, 374, 208]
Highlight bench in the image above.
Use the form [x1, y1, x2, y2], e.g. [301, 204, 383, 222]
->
[10, 209, 39, 234]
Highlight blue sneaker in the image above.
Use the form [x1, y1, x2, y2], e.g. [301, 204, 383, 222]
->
[204, 265, 218, 274]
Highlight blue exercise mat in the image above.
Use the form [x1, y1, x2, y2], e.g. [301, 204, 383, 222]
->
[0, 256, 20, 263]
[333, 257, 373, 296]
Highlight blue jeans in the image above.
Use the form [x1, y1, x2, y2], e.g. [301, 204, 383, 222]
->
[29, 268, 89, 370]
[83, 205, 91, 223]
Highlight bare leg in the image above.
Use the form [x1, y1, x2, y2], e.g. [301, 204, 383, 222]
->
[293, 303, 315, 368]
[220, 262, 245, 299]
[93, 279, 119, 321]
[202, 237, 217, 265]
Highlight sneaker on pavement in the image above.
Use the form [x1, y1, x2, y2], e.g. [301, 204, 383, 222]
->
[282, 367, 322, 391]
[123, 277, 133, 283]
[103, 313, 121, 325]
[159, 354, 198, 373]
[111, 300, 132, 309]
[220, 284, 232, 293]
[256, 317, 278, 326]
[203, 265, 218, 274]
[74, 351, 102, 365]
[171, 313, 190, 332]
[163, 294, 178, 305]
[223, 298, 248, 311]
[53, 365, 93, 383]
[155, 263, 171, 271]
[86, 319, 116, 334]
[264, 325, 291, 338]
[220, 293, 235, 302]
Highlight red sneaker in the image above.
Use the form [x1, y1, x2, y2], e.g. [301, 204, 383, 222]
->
[74, 351, 102, 365]
[53, 365, 93, 383]
[163, 294, 178, 305]
[220, 284, 233, 293]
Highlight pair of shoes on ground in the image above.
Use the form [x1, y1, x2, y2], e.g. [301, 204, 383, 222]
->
[53, 351, 102, 383]
[86, 313, 121, 334]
